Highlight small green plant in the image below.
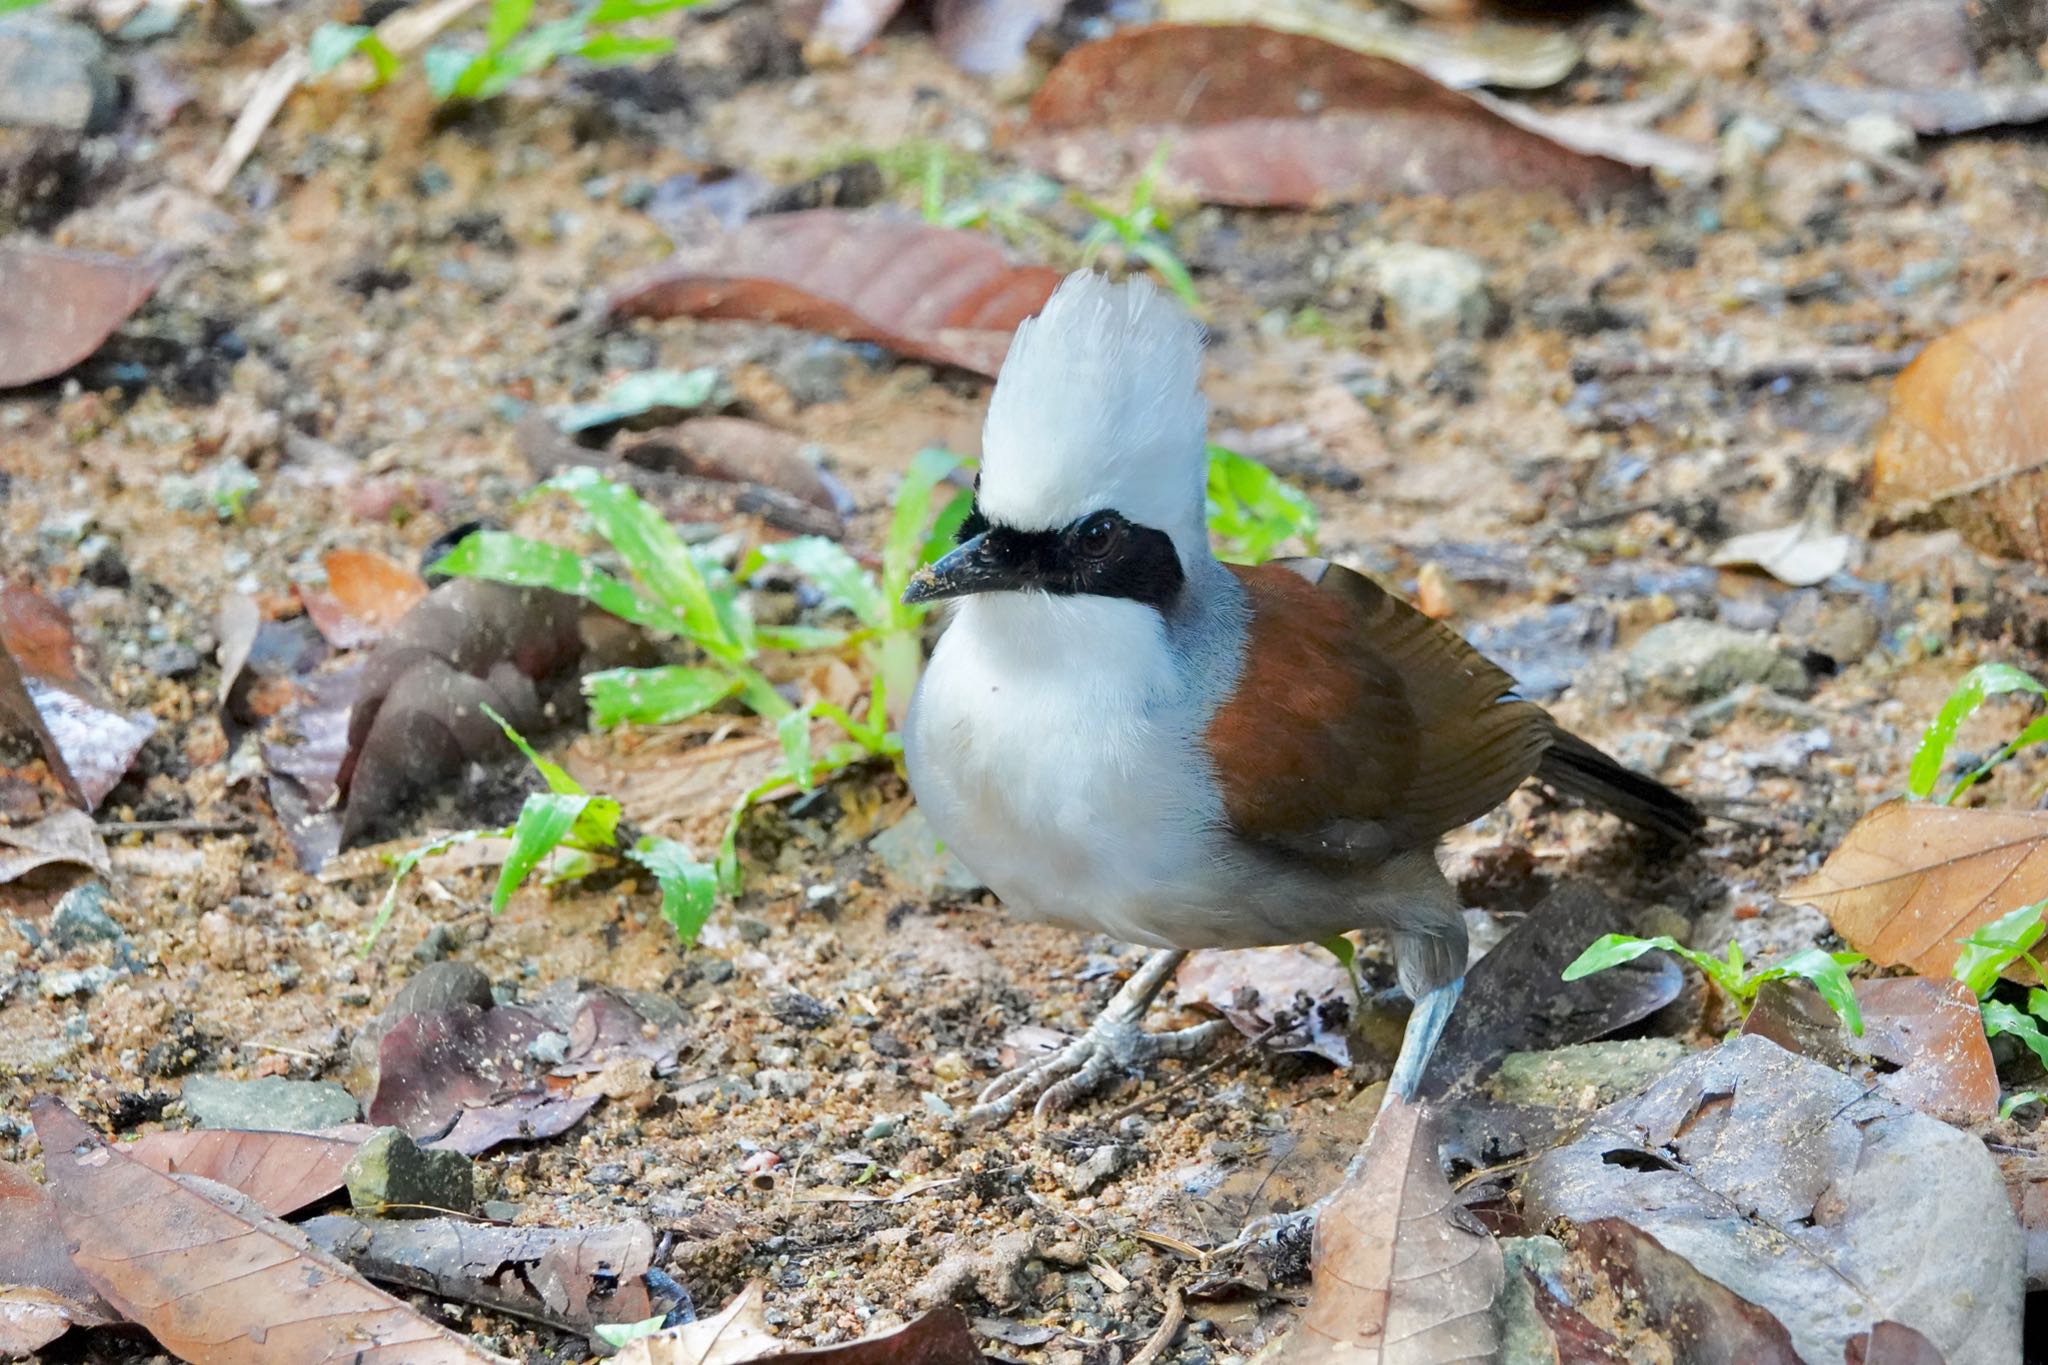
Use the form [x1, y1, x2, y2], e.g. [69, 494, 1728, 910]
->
[310, 0, 700, 101]
[1563, 934, 1866, 1035]
[1076, 144, 1199, 308]
[371, 706, 713, 947]
[1951, 900, 2048, 1103]
[1207, 444, 1319, 564]
[1908, 662, 2048, 804]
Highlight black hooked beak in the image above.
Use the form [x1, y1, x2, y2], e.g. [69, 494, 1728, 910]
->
[902, 532, 1024, 605]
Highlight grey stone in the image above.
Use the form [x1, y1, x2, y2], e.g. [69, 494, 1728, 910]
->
[143, 642, 202, 679]
[1493, 1236, 1569, 1365]
[1062, 1143, 1130, 1196]
[181, 1075, 360, 1131]
[914, 1230, 1040, 1309]
[0, 17, 116, 134]
[870, 808, 983, 897]
[674, 1077, 756, 1107]
[527, 1030, 570, 1066]
[40, 964, 118, 999]
[1842, 112, 1915, 160]
[1360, 242, 1495, 339]
[1623, 618, 1807, 702]
[344, 1126, 475, 1216]
[1493, 1038, 1689, 1109]
[778, 338, 864, 407]
[757, 1068, 813, 1099]
[49, 883, 124, 948]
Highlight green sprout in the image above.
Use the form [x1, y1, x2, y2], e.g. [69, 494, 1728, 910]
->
[310, 0, 702, 100]
[1563, 933, 1865, 1036]
[1907, 662, 2048, 804]
[1076, 143, 1199, 308]
[1207, 444, 1319, 564]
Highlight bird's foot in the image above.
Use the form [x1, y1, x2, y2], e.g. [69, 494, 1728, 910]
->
[969, 1011, 1228, 1128]
[1383, 976, 1462, 1104]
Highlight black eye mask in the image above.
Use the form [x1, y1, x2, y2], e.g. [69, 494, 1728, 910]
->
[958, 504, 1185, 610]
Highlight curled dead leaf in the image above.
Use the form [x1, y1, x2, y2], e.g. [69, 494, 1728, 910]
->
[1783, 799, 2048, 981]
[299, 549, 430, 650]
[0, 244, 170, 390]
[608, 211, 1061, 377]
[1873, 282, 2048, 563]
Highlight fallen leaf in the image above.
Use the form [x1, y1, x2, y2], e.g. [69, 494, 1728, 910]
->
[0, 1160, 116, 1333]
[1740, 975, 1999, 1120]
[1784, 799, 2048, 981]
[0, 583, 152, 810]
[1158, 0, 1578, 89]
[0, 1285, 90, 1357]
[1422, 884, 1684, 1098]
[299, 549, 430, 650]
[26, 679, 156, 810]
[1176, 942, 1365, 1065]
[29, 1097, 510, 1364]
[1790, 80, 2048, 135]
[368, 1000, 554, 1137]
[1522, 1035, 2022, 1364]
[1872, 282, 2048, 563]
[299, 1215, 658, 1340]
[431, 1086, 601, 1158]
[1711, 521, 1854, 588]
[1846, 1320, 1952, 1365]
[121, 1128, 365, 1218]
[1017, 25, 1656, 207]
[608, 211, 1062, 378]
[0, 807, 109, 885]
[625, 417, 843, 516]
[0, 244, 170, 390]
[1291, 1099, 1502, 1362]
[1569, 1218, 1801, 1364]
[615, 1280, 984, 1364]
[562, 729, 795, 833]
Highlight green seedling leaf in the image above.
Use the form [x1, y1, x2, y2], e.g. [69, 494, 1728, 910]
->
[1908, 662, 2048, 799]
[777, 707, 816, 791]
[594, 1317, 669, 1349]
[754, 624, 850, 652]
[1135, 237, 1200, 308]
[435, 529, 681, 634]
[630, 836, 717, 944]
[1750, 947, 1867, 1036]
[544, 468, 735, 654]
[494, 793, 592, 912]
[585, 665, 739, 727]
[309, 23, 373, 74]
[1952, 712, 2048, 803]
[554, 369, 721, 433]
[422, 45, 477, 99]
[1985, 999, 2048, 1069]
[1953, 899, 2048, 999]
[2001, 1090, 2047, 1120]
[587, 0, 702, 22]
[1565, 933, 1861, 1030]
[886, 448, 969, 600]
[366, 827, 504, 950]
[479, 703, 583, 796]
[576, 33, 673, 61]
[756, 538, 889, 628]
[484, 0, 536, 52]
[1207, 445, 1318, 564]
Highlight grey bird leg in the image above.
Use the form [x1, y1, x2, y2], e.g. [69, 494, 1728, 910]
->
[1382, 975, 1462, 1106]
[970, 947, 1228, 1127]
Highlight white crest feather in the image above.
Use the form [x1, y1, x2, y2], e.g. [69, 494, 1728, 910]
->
[979, 271, 1209, 555]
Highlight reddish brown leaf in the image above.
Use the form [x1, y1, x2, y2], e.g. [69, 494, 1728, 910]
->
[1573, 1219, 1801, 1364]
[0, 582, 153, 809]
[432, 1085, 601, 1158]
[299, 549, 430, 650]
[1872, 282, 2048, 563]
[0, 1159, 116, 1329]
[368, 1002, 552, 1137]
[0, 244, 170, 390]
[1741, 976, 1999, 1120]
[615, 1281, 985, 1364]
[29, 1098, 508, 1364]
[1846, 1321, 1951, 1365]
[1293, 1100, 1502, 1362]
[0, 1286, 89, 1356]
[122, 1128, 364, 1218]
[1784, 799, 2048, 981]
[1018, 25, 1647, 207]
[608, 212, 1061, 378]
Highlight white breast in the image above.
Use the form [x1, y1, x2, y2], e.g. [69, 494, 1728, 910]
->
[903, 592, 1227, 947]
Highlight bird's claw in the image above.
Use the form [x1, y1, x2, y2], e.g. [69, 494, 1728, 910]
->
[968, 1015, 1228, 1128]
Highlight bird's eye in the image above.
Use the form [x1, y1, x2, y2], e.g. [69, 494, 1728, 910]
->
[1074, 513, 1120, 559]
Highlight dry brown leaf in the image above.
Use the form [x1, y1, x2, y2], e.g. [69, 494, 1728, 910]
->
[1018, 24, 1649, 207]
[1158, 0, 1580, 90]
[0, 581, 154, 810]
[0, 244, 170, 390]
[30, 1097, 510, 1364]
[0, 1159, 116, 1332]
[1740, 976, 1999, 1120]
[615, 1281, 784, 1365]
[1872, 282, 2048, 562]
[299, 549, 430, 650]
[1292, 1100, 1502, 1362]
[0, 1285, 89, 1357]
[121, 1128, 364, 1218]
[608, 211, 1061, 378]
[1783, 799, 2048, 981]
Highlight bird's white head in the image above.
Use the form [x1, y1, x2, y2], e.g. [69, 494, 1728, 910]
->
[980, 270, 1209, 560]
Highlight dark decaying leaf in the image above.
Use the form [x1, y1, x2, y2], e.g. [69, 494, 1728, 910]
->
[1740, 975, 1998, 1119]
[0, 1159, 117, 1332]
[608, 211, 1062, 378]
[301, 1216, 657, 1341]
[299, 549, 431, 650]
[615, 1280, 985, 1365]
[547, 985, 692, 1076]
[1291, 1099, 1502, 1363]
[1845, 1321, 1952, 1365]
[1784, 799, 2048, 981]
[1421, 884, 1684, 1098]
[433, 1086, 601, 1158]
[0, 244, 170, 390]
[1870, 282, 2048, 564]
[368, 1000, 555, 1137]
[2001, 1149, 2048, 1292]
[121, 1128, 365, 1219]
[626, 416, 846, 517]
[1017, 24, 1653, 207]
[1570, 1218, 1800, 1365]
[1522, 1035, 2021, 1365]
[337, 577, 586, 851]
[0, 581, 154, 809]
[0, 807, 109, 886]
[516, 411, 843, 540]
[29, 1097, 510, 1365]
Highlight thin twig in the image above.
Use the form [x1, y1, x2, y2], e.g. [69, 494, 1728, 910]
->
[98, 818, 257, 837]
[1129, 1286, 1186, 1365]
[1092, 1033, 1256, 1127]
[1570, 345, 1917, 385]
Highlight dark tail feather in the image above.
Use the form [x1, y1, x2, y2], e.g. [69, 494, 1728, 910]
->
[1537, 728, 1704, 843]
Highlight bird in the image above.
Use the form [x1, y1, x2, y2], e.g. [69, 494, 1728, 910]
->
[901, 270, 1700, 1126]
